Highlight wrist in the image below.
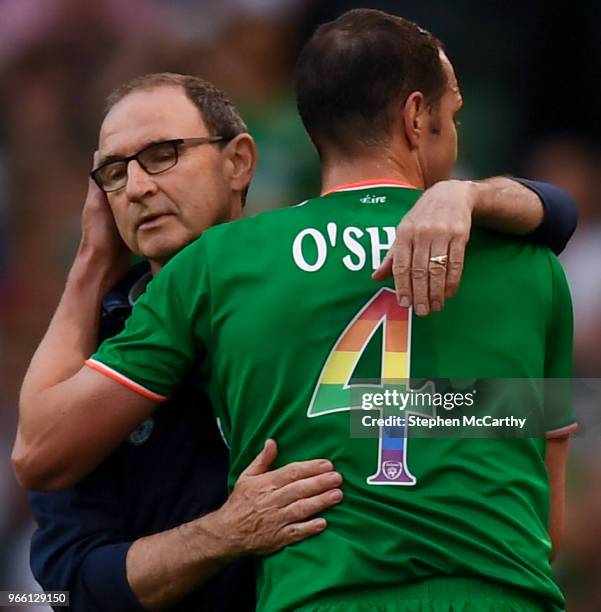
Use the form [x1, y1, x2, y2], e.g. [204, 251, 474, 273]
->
[70, 242, 122, 294]
[181, 509, 243, 567]
[470, 176, 522, 222]
[462, 179, 481, 215]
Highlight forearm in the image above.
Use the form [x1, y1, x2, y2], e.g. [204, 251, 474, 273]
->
[126, 511, 236, 611]
[470, 176, 544, 234]
[374, 176, 575, 312]
[24, 249, 114, 390]
[13, 244, 136, 489]
[17, 247, 114, 443]
[128, 442, 344, 610]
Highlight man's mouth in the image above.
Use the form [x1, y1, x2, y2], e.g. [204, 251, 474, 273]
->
[138, 214, 171, 231]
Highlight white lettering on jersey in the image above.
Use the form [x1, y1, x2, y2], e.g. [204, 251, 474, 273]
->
[342, 226, 365, 271]
[360, 194, 387, 204]
[292, 224, 396, 272]
[292, 228, 328, 272]
[366, 226, 396, 269]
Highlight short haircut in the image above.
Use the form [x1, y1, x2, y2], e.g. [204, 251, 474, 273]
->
[104, 73, 250, 205]
[105, 73, 248, 141]
[295, 9, 446, 158]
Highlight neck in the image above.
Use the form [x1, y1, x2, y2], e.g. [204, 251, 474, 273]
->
[147, 199, 244, 277]
[149, 260, 163, 276]
[320, 152, 424, 194]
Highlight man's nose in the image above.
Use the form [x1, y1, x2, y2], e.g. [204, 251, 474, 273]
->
[125, 160, 157, 201]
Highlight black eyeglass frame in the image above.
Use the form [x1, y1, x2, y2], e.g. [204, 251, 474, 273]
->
[90, 136, 226, 193]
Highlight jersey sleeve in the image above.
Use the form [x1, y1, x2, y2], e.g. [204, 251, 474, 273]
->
[544, 252, 578, 437]
[513, 177, 578, 255]
[88, 238, 211, 400]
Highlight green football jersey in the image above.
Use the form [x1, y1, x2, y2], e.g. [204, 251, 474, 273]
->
[91, 182, 576, 611]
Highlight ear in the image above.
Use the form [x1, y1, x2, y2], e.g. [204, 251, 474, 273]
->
[402, 91, 426, 149]
[222, 133, 257, 194]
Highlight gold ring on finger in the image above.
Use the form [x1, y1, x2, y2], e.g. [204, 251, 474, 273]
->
[429, 254, 448, 268]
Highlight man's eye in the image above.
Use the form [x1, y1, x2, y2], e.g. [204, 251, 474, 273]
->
[102, 163, 126, 182]
[144, 144, 176, 165]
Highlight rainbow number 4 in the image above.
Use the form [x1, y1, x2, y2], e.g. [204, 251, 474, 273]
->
[307, 288, 432, 486]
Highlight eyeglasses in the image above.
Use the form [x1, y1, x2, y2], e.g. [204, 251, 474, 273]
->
[90, 136, 226, 193]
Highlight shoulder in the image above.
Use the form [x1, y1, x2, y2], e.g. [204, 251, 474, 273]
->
[467, 227, 557, 266]
[163, 200, 319, 273]
[464, 229, 564, 311]
[205, 200, 316, 242]
[544, 249, 572, 311]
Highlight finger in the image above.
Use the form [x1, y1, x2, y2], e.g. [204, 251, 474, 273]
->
[284, 488, 344, 523]
[270, 470, 343, 507]
[411, 234, 430, 316]
[445, 237, 466, 298]
[240, 439, 278, 477]
[84, 177, 110, 210]
[372, 249, 393, 281]
[271, 518, 328, 552]
[391, 235, 413, 308]
[263, 458, 334, 489]
[88, 177, 105, 197]
[428, 239, 450, 312]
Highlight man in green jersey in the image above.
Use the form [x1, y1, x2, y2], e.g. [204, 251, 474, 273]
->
[15, 9, 575, 612]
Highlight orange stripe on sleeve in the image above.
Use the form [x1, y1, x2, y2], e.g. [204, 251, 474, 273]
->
[85, 359, 167, 402]
[546, 422, 578, 439]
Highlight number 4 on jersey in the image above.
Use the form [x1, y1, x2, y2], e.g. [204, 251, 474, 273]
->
[307, 288, 427, 486]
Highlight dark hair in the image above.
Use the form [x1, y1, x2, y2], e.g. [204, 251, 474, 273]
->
[104, 73, 250, 204]
[295, 9, 446, 158]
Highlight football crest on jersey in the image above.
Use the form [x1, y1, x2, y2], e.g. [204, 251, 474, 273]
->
[383, 461, 403, 480]
[128, 418, 155, 446]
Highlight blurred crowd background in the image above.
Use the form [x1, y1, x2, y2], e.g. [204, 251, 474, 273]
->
[0, 1, 600, 610]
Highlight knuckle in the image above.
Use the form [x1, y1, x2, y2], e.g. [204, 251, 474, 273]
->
[452, 233, 468, 246]
[414, 225, 430, 239]
[428, 266, 446, 278]
[296, 498, 315, 519]
[450, 224, 467, 238]
[396, 222, 413, 237]
[286, 463, 302, 481]
[428, 222, 446, 235]
[391, 263, 410, 275]
[411, 267, 428, 280]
